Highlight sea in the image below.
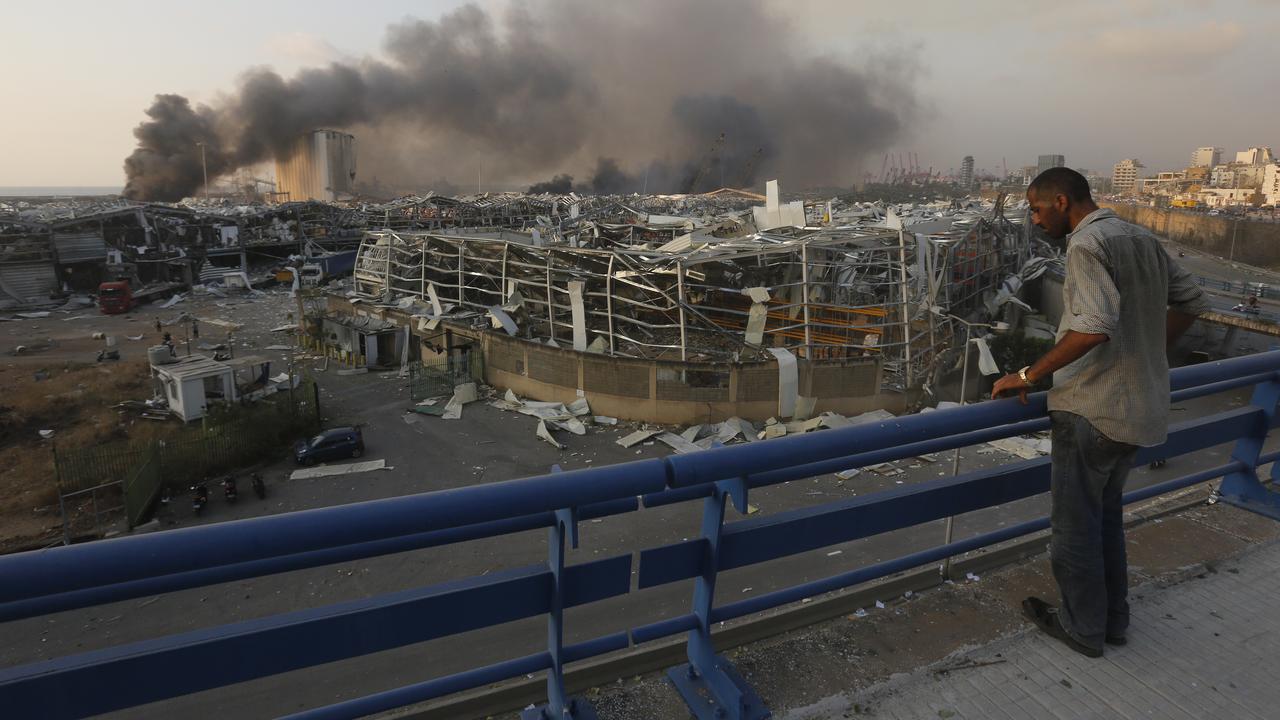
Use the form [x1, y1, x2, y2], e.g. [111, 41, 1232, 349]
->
[0, 186, 122, 197]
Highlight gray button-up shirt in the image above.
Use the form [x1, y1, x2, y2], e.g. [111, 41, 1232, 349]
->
[1048, 208, 1209, 447]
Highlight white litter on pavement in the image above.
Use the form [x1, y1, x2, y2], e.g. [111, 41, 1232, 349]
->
[290, 459, 387, 481]
[617, 430, 661, 448]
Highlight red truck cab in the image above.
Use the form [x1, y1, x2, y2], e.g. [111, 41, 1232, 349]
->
[98, 281, 134, 314]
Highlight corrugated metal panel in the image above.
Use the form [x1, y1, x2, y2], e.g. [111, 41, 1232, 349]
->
[53, 231, 107, 263]
[0, 262, 58, 303]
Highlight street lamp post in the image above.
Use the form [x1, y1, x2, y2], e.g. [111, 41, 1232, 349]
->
[932, 308, 1007, 580]
[196, 142, 209, 199]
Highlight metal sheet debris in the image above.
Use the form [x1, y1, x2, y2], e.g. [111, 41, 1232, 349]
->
[536, 420, 564, 449]
[290, 459, 387, 480]
[617, 429, 661, 448]
[657, 432, 702, 454]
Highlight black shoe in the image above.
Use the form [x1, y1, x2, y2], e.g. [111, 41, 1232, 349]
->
[1106, 634, 1127, 646]
[1022, 597, 1104, 658]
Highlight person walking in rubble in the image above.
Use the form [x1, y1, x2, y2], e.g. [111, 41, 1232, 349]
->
[991, 167, 1208, 657]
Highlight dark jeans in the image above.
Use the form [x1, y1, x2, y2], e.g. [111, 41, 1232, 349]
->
[1048, 411, 1139, 649]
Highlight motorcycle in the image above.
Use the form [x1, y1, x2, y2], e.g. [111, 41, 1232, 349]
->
[1232, 302, 1261, 315]
[251, 472, 266, 500]
[191, 483, 209, 515]
[222, 475, 238, 504]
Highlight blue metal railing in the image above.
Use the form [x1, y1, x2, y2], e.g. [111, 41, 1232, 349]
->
[4, 352, 1280, 720]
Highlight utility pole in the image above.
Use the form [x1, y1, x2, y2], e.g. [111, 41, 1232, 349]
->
[196, 142, 209, 199]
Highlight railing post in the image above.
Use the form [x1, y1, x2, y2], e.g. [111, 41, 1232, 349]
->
[668, 476, 769, 720]
[1218, 373, 1280, 519]
[523, 466, 598, 720]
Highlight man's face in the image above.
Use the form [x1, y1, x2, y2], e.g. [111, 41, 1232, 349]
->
[1027, 188, 1071, 240]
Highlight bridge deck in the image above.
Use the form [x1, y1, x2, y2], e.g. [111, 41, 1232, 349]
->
[821, 537, 1280, 720]
[1201, 309, 1280, 336]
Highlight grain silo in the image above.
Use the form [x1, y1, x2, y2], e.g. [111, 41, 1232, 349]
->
[274, 130, 357, 202]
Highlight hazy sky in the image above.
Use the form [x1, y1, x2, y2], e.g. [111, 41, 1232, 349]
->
[2, 0, 1276, 186]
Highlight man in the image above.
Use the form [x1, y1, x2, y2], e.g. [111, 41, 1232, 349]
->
[991, 167, 1208, 657]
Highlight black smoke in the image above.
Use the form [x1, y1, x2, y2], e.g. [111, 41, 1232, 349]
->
[528, 174, 575, 194]
[123, 1, 917, 200]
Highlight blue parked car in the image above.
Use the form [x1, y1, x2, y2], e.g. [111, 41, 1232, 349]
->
[294, 427, 365, 465]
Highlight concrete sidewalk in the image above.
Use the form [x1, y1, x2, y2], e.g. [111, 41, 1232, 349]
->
[555, 493, 1280, 720]
[788, 533, 1280, 720]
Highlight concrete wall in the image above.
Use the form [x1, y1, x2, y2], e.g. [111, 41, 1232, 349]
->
[1100, 202, 1280, 268]
[479, 331, 902, 424]
[321, 296, 906, 424]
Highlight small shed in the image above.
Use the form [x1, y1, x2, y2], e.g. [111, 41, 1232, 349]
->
[151, 354, 237, 422]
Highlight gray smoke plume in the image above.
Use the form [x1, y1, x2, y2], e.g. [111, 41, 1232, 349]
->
[123, 1, 917, 200]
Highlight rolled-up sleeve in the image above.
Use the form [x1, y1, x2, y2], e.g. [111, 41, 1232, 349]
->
[1166, 256, 1210, 316]
[1065, 243, 1120, 336]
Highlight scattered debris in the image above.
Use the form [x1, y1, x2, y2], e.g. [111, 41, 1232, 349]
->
[617, 429, 661, 448]
[289, 459, 387, 481]
[657, 432, 702, 454]
[986, 436, 1050, 460]
[536, 420, 565, 450]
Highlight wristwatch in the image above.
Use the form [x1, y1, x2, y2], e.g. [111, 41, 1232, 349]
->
[1018, 366, 1032, 386]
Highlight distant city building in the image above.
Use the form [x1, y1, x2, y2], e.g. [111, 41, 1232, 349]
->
[1036, 154, 1066, 176]
[959, 155, 974, 189]
[1184, 166, 1210, 183]
[1198, 187, 1258, 209]
[1211, 164, 1237, 188]
[1236, 146, 1274, 166]
[1112, 158, 1143, 193]
[1134, 170, 1188, 198]
[1264, 163, 1280, 206]
[1190, 146, 1222, 168]
[1020, 165, 1037, 185]
[1236, 164, 1268, 189]
[1078, 169, 1109, 194]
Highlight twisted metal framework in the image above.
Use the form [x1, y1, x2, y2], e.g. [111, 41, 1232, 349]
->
[351, 209, 1027, 392]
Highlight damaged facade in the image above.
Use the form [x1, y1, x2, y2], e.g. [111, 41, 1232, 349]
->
[334, 191, 1031, 423]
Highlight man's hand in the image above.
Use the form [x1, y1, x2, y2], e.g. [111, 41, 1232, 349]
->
[991, 372, 1031, 404]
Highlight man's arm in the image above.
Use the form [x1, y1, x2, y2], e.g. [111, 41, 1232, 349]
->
[991, 330, 1107, 403]
[1167, 308, 1198, 347]
[991, 240, 1117, 404]
[1166, 254, 1209, 325]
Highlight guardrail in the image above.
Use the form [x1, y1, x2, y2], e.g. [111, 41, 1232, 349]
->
[4, 352, 1280, 720]
[1195, 275, 1272, 299]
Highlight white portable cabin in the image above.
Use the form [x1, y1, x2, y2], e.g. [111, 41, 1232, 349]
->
[151, 354, 237, 422]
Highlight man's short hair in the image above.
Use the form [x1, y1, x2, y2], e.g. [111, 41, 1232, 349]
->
[1028, 167, 1092, 203]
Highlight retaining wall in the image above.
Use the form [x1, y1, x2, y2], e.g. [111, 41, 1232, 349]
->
[324, 296, 905, 424]
[1100, 202, 1280, 268]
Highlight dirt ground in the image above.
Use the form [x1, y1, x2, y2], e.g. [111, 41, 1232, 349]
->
[0, 286, 301, 551]
[0, 360, 185, 551]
